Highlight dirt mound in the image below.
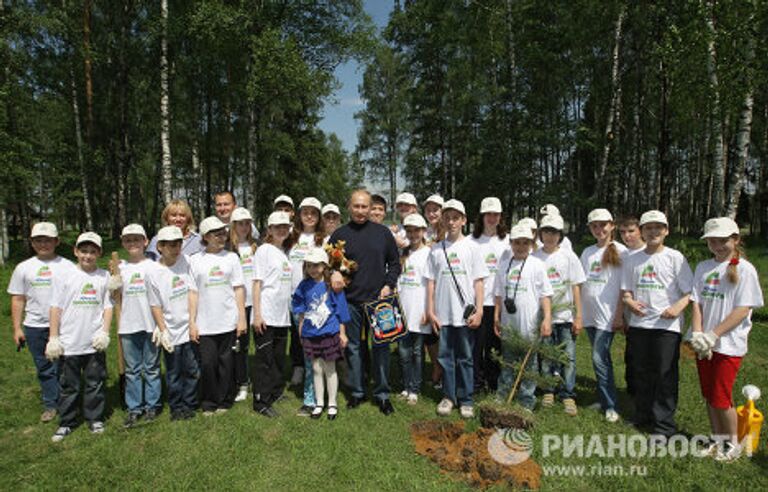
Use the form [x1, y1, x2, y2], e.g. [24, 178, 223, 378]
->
[410, 420, 541, 489]
[478, 404, 534, 431]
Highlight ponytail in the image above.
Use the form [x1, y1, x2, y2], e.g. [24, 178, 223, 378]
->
[601, 229, 622, 267]
[726, 238, 745, 284]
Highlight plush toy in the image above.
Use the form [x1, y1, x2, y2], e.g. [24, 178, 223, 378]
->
[324, 240, 358, 286]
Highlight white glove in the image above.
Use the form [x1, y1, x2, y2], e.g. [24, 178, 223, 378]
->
[108, 274, 123, 292]
[91, 331, 110, 351]
[45, 336, 64, 360]
[690, 332, 714, 360]
[152, 327, 174, 353]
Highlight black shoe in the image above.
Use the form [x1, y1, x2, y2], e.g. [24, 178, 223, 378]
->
[377, 399, 395, 416]
[170, 410, 185, 421]
[183, 409, 196, 420]
[143, 409, 158, 422]
[258, 406, 279, 418]
[327, 406, 338, 421]
[346, 396, 366, 409]
[123, 412, 141, 428]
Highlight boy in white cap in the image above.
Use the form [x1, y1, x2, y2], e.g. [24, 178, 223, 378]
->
[537, 204, 573, 252]
[392, 192, 418, 249]
[273, 195, 295, 218]
[423, 194, 444, 245]
[494, 225, 553, 411]
[8, 222, 74, 422]
[369, 194, 388, 224]
[112, 224, 162, 428]
[46, 232, 113, 442]
[146, 226, 199, 421]
[426, 199, 488, 419]
[621, 210, 693, 439]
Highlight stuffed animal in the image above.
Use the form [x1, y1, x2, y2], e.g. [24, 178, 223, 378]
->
[324, 240, 358, 286]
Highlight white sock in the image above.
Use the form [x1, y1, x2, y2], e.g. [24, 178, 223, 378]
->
[312, 358, 325, 407]
[323, 359, 339, 408]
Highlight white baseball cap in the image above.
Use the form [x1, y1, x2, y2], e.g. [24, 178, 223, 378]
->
[267, 211, 292, 227]
[199, 216, 227, 236]
[322, 204, 340, 216]
[395, 192, 418, 206]
[510, 225, 535, 241]
[273, 195, 294, 208]
[299, 197, 322, 211]
[31, 222, 58, 238]
[539, 214, 564, 231]
[517, 217, 537, 230]
[480, 197, 502, 214]
[76, 231, 102, 249]
[442, 199, 466, 216]
[639, 210, 668, 227]
[701, 217, 739, 239]
[587, 208, 613, 224]
[231, 207, 253, 222]
[304, 247, 329, 265]
[540, 204, 560, 217]
[157, 225, 183, 242]
[121, 224, 147, 238]
[403, 214, 428, 229]
[424, 194, 444, 207]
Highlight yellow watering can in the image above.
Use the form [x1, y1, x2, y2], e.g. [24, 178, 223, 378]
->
[736, 385, 763, 454]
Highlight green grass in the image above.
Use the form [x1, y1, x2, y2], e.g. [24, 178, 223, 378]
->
[1, 238, 767, 490]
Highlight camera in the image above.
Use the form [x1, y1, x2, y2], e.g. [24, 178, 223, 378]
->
[463, 304, 477, 321]
[504, 298, 517, 314]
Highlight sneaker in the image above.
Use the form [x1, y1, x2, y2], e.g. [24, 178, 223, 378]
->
[605, 409, 620, 423]
[170, 410, 185, 421]
[182, 409, 196, 420]
[89, 421, 105, 434]
[460, 405, 475, 419]
[715, 442, 742, 462]
[143, 409, 158, 422]
[587, 402, 602, 411]
[432, 380, 443, 390]
[397, 390, 409, 400]
[202, 410, 215, 417]
[436, 398, 454, 416]
[406, 393, 419, 406]
[692, 439, 719, 458]
[563, 398, 578, 416]
[123, 412, 141, 429]
[542, 393, 555, 407]
[290, 367, 304, 386]
[51, 426, 72, 442]
[258, 406, 279, 418]
[296, 405, 314, 417]
[215, 408, 228, 415]
[235, 385, 249, 402]
[40, 408, 58, 423]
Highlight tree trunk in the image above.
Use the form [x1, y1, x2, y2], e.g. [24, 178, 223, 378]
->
[0, 208, 8, 266]
[83, 0, 94, 141]
[159, 0, 172, 205]
[759, 103, 768, 238]
[657, 63, 671, 214]
[192, 134, 204, 217]
[706, 0, 726, 216]
[71, 64, 94, 230]
[247, 106, 258, 213]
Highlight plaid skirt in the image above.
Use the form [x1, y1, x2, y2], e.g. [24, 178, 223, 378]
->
[302, 333, 344, 361]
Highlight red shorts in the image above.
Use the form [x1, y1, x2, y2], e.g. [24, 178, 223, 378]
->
[696, 352, 743, 409]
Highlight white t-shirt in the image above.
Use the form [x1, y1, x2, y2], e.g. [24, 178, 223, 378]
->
[494, 253, 553, 339]
[398, 247, 431, 334]
[117, 259, 157, 335]
[237, 243, 256, 308]
[471, 234, 511, 306]
[254, 243, 293, 327]
[580, 242, 628, 331]
[533, 248, 585, 323]
[425, 237, 489, 327]
[691, 258, 764, 356]
[536, 235, 573, 252]
[289, 232, 317, 289]
[189, 250, 244, 335]
[7, 256, 75, 327]
[146, 255, 193, 347]
[50, 267, 113, 356]
[621, 247, 693, 332]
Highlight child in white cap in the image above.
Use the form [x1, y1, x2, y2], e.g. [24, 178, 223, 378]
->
[112, 224, 162, 428]
[322, 203, 342, 239]
[146, 225, 199, 421]
[690, 218, 763, 461]
[494, 225, 553, 411]
[621, 210, 693, 439]
[392, 192, 418, 249]
[7, 222, 74, 423]
[537, 204, 573, 252]
[423, 194, 444, 245]
[46, 232, 113, 442]
[426, 199, 488, 419]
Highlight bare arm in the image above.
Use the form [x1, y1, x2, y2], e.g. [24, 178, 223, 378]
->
[426, 279, 440, 333]
[188, 290, 199, 343]
[102, 307, 113, 334]
[49, 307, 62, 338]
[661, 293, 691, 319]
[150, 306, 167, 332]
[252, 280, 266, 334]
[11, 295, 26, 345]
[711, 306, 752, 338]
[540, 296, 552, 337]
[468, 278, 484, 328]
[571, 284, 583, 335]
[234, 285, 247, 335]
[494, 296, 502, 337]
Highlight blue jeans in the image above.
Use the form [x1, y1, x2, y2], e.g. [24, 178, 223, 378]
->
[292, 312, 316, 407]
[346, 303, 391, 400]
[24, 326, 59, 410]
[164, 342, 200, 412]
[120, 332, 162, 414]
[586, 326, 617, 411]
[541, 322, 576, 399]
[438, 325, 475, 406]
[398, 332, 424, 394]
[498, 338, 539, 410]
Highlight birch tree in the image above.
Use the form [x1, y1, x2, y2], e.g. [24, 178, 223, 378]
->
[159, 0, 172, 205]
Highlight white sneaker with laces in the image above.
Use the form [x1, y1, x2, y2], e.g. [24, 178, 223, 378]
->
[460, 405, 474, 419]
[715, 442, 742, 462]
[398, 390, 409, 400]
[89, 421, 105, 434]
[436, 398, 454, 416]
[692, 439, 719, 458]
[235, 385, 248, 402]
[290, 367, 304, 386]
[605, 409, 620, 423]
[51, 426, 72, 443]
[407, 393, 418, 405]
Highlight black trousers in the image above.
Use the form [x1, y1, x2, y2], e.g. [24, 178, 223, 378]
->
[252, 326, 289, 410]
[234, 307, 252, 386]
[58, 352, 106, 427]
[473, 306, 501, 392]
[625, 337, 635, 396]
[628, 327, 680, 437]
[199, 331, 236, 411]
[289, 315, 304, 369]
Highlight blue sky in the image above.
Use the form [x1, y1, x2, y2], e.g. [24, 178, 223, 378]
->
[317, 0, 394, 153]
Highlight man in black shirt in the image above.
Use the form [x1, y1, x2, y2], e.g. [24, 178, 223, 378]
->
[330, 190, 401, 415]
